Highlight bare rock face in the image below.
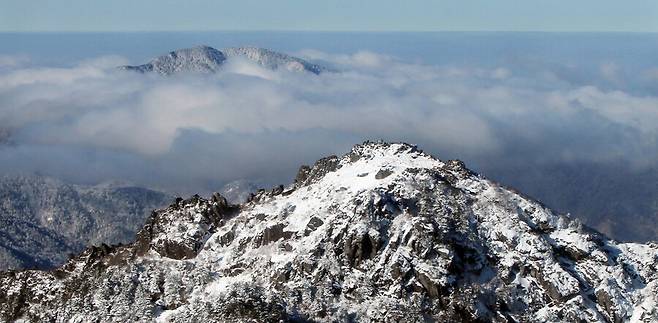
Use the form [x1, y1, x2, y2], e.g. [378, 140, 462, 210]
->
[134, 194, 238, 260]
[294, 155, 340, 187]
[1, 142, 657, 322]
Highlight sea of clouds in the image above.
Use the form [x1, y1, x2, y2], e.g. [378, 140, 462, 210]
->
[0, 49, 657, 195]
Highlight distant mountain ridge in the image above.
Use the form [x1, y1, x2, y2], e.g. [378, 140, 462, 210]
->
[0, 174, 261, 272]
[0, 174, 171, 271]
[120, 45, 326, 75]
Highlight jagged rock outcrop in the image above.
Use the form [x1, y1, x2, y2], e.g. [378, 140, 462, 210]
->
[121, 45, 326, 76]
[1, 142, 657, 322]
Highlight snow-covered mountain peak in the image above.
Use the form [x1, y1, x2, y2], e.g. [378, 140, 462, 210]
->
[120, 45, 326, 75]
[1, 141, 657, 322]
[223, 46, 326, 74]
[121, 45, 226, 75]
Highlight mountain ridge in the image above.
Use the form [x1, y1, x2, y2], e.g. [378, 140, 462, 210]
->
[120, 45, 326, 76]
[0, 174, 262, 272]
[0, 174, 172, 271]
[1, 142, 656, 322]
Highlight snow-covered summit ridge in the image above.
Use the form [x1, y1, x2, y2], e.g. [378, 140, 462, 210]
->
[120, 45, 225, 75]
[222, 46, 325, 74]
[120, 45, 325, 75]
[1, 141, 657, 322]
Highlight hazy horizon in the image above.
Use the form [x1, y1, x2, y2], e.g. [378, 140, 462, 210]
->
[3, 1, 657, 33]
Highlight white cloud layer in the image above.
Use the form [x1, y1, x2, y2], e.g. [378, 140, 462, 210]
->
[0, 51, 657, 193]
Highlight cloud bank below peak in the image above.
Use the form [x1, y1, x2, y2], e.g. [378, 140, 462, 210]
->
[0, 48, 657, 193]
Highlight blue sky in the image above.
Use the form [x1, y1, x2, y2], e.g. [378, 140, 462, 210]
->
[1, 0, 657, 32]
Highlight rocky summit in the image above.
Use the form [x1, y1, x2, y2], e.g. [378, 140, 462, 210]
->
[120, 45, 326, 76]
[1, 142, 657, 322]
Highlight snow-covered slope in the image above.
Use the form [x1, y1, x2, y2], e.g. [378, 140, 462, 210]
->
[223, 47, 325, 74]
[121, 45, 226, 75]
[120, 45, 325, 75]
[1, 142, 656, 322]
